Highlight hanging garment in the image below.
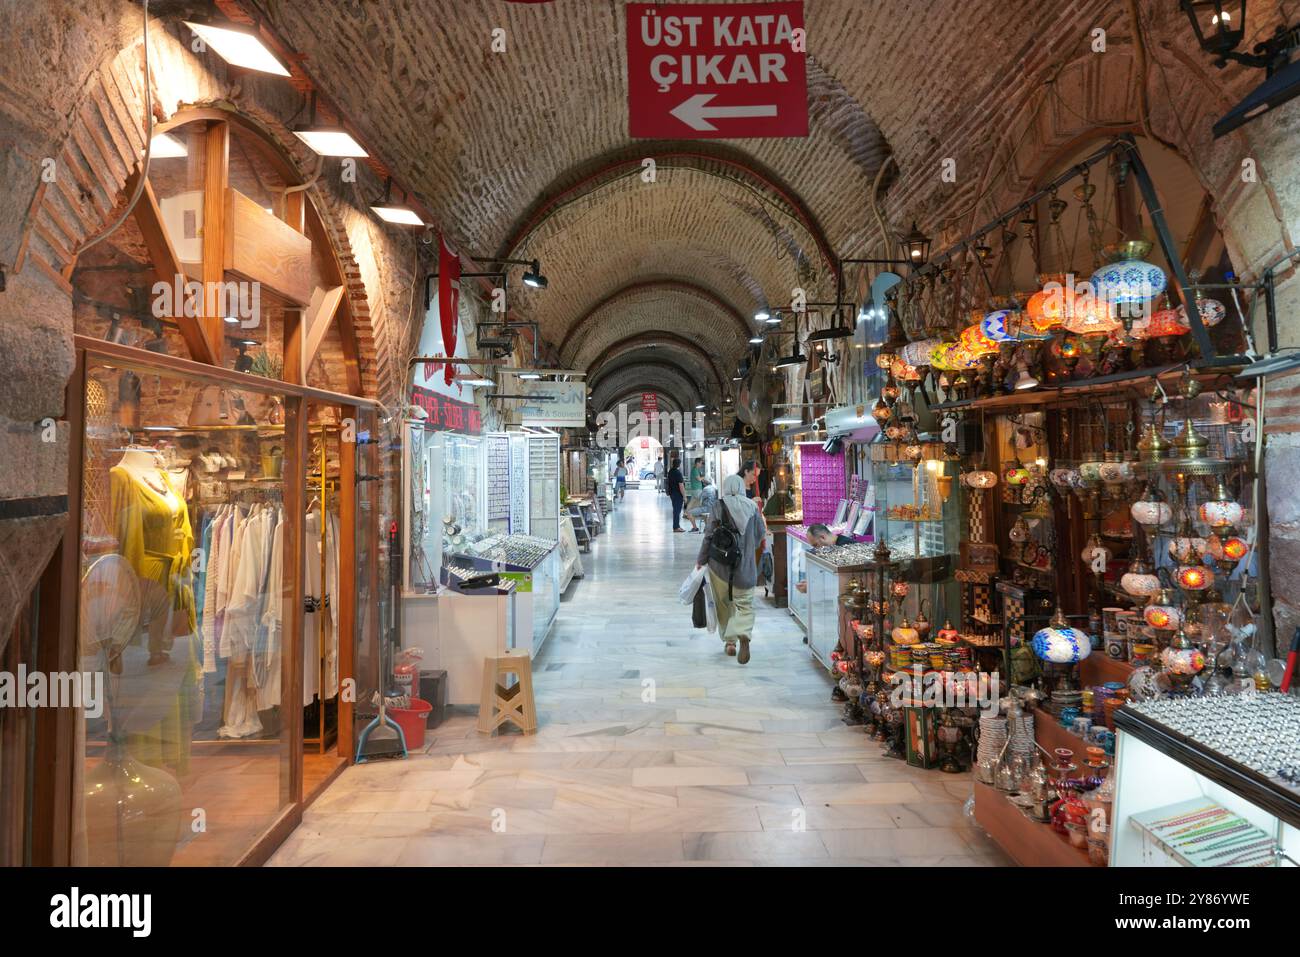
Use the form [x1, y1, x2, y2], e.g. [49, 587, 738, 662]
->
[303, 508, 323, 707]
[254, 509, 285, 712]
[219, 506, 273, 739]
[324, 510, 340, 699]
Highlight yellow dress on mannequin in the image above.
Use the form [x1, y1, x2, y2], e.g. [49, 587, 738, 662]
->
[109, 459, 198, 774]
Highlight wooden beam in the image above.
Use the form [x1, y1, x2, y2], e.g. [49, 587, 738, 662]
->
[302, 285, 346, 379]
[282, 192, 307, 384]
[131, 175, 218, 365]
[201, 121, 230, 366]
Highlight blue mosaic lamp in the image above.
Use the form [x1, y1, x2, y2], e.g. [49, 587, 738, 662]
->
[1031, 606, 1092, 664]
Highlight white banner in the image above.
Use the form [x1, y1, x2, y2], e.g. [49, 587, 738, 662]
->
[518, 381, 587, 428]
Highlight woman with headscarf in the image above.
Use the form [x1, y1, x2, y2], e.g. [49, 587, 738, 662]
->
[696, 472, 768, 663]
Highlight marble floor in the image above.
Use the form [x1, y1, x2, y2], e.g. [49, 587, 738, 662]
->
[268, 488, 1012, 867]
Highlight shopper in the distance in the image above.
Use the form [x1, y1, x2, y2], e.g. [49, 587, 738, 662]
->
[686, 474, 717, 533]
[666, 454, 686, 533]
[614, 460, 627, 500]
[808, 523, 853, 547]
[740, 459, 763, 507]
[696, 473, 768, 664]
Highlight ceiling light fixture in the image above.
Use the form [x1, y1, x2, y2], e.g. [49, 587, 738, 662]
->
[183, 19, 291, 76]
[150, 133, 187, 159]
[806, 310, 854, 342]
[772, 415, 803, 426]
[522, 260, 548, 289]
[748, 335, 765, 345]
[294, 94, 368, 157]
[755, 310, 771, 322]
[370, 177, 425, 226]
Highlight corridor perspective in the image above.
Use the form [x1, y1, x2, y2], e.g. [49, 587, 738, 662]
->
[270, 488, 1009, 867]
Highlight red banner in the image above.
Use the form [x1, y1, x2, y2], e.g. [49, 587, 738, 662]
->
[438, 236, 460, 386]
[411, 385, 482, 435]
[626, 2, 807, 139]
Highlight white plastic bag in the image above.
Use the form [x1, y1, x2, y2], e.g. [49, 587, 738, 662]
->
[678, 565, 706, 605]
[701, 573, 718, 633]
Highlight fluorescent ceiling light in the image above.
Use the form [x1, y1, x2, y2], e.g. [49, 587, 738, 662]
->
[150, 133, 187, 158]
[755, 310, 771, 322]
[184, 21, 291, 77]
[749, 336, 764, 344]
[518, 372, 542, 380]
[293, 128, 368, 157]
[461, 377, 495, 387]
[370, 204, 425, 226]
[772, 416, 802, 426]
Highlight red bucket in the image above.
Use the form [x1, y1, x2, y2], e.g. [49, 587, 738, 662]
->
[388, 698, 433, 751]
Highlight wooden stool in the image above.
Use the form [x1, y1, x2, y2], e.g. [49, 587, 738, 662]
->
[477, 651, 538, 735]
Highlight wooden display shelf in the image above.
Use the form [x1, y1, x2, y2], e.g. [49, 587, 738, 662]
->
[1082, 654, 1137, 687]
[972, 780, 1090, 867]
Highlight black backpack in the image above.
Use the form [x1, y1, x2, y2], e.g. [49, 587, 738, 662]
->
[707, 504, 744, 599]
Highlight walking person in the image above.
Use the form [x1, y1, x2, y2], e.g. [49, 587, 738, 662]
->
[666, 454, 686, 533]
[684, 458, 705, 531]
[696, 473, 768, 664]
[614, 459, 627, 500]
[654, 455, 665, 493]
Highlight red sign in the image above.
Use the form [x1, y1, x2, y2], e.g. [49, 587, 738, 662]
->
[626, 2, 807, 139]
[411, 385, 482, 435]
[641, 392, 659, 415]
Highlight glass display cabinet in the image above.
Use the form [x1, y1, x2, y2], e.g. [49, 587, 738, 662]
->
[786, 528, 812, 631]
[804, 551, 870, 669]
[1111, 700, 1299, 868]
[444, 534, 561, 657]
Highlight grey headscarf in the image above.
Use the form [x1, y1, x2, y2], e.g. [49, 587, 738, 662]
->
[720, 472, 759, 531]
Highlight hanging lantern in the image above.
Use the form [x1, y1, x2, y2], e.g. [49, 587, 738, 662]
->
[1026, 285, 1074, 333]
[1133, 305, 1190, 340]
[885, 423, 909, 441]
[1168, 534, 1209, 564]
[965, 469, 998, 489]
[890, 580, 910, 599]
[871, 398, 892, 424]
[1207, 535, 1249, 563]
[1133, 496, 1175, 527]
[900, 337, 940, 368]
[1121, 558, 1162, 597]
[936, 619, 960, 643]
[959, 322, 1001, 358]
[891, 356, 922, 381]
[902, 442, 924, 461]
[875, 351, 896, 370]
[1003, 465, 1031, 486]
[1161, 626, 1206, 686]
[1053, 335, 1081, 362]
[891, 617, 920, 645]
[1090, 244, 1167, 305]
[1050, 467, 1079, 490]
[981, 309, 1016, 342]
[1008, 516, 1031, 543]
[1176, 298, 1226, 328]
[1031, 606, 1092, 664]
[1144, 590, 1182, 631]
[1174, 563, 1214, 591]
[1077, 454, 1105, 484]
[865, 649, 886, 667]
[1062, 294, 1121, 336]
[1199, 478, 1243, 529]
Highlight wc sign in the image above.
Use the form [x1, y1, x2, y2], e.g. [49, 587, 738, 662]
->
[627, 1, 807, 139]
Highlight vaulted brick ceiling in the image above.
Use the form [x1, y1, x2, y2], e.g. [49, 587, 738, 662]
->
[262, 0, 1128, 402]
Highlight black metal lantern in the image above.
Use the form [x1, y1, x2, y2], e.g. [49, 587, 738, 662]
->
[1181, 0, 1247, 58]
[901, 222, 931, 267]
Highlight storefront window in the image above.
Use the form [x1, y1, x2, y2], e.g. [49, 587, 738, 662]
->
[77, 359, 296, 866]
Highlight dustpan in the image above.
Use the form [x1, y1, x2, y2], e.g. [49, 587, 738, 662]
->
[355, 695, 408, 763]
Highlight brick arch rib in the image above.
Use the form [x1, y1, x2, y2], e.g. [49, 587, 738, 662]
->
[585, 333, 728, 396]
[558, 279, 750, 362]
[590, 359, 712, 405]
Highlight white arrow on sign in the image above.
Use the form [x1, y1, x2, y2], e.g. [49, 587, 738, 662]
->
[670, 93, 778, 131]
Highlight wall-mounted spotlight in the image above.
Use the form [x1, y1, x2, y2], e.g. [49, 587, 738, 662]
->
[522, 260, 548, 289]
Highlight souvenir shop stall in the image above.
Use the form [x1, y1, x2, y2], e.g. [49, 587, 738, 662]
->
[400, 422, 565, 705]
[831, 135, 1298, 868]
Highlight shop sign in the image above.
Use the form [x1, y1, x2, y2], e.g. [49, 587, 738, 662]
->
[518, 381, 586, 428]
[411, 384, 482, 434]
[626, 1, 807, 139]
